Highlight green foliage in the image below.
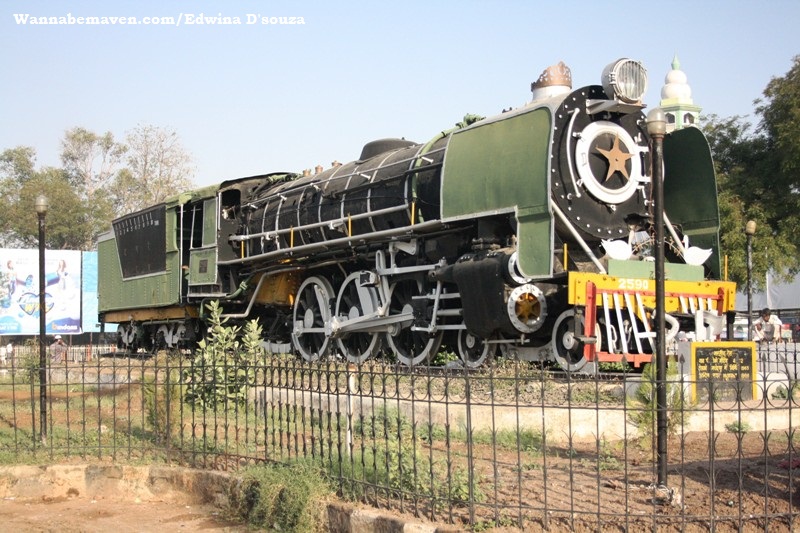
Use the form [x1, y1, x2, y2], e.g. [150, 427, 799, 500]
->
[0, 154, 108, 250]
[758, 54, 800, 182]
[725, 421, 751, 435]
[183, 301, 263, 409]
[0, 125, 194, 249]
[586, 439, 623, 471]
[627, 362, 689, 446]
[142, 357, 184, 445]
[599, 361, 631, 373]
[231, 460, 332, 532]
[430, 349, 458, 366]
[16, 339, 41, 384]
[771, 382, 800, 400]
[772, 385, 790, 400]
[341, 407, 482, 507]
[705, 56, 800, 284]
[471, 427, 543, 453]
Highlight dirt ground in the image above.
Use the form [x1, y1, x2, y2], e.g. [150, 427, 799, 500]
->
[0, 439, 797, 532]
[0, 496, 247, 532]
[1, 358, 798, 531]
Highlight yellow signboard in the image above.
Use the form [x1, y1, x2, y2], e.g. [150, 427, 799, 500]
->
[690, 341, 757, 403]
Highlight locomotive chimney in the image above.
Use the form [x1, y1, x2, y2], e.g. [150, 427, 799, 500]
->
[530, 61, 572, 102]
[315, 165, 323, 175]
[303, 169, 311, 177]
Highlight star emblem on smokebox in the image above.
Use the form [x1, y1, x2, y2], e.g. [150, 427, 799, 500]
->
[596, 135, 633, 182]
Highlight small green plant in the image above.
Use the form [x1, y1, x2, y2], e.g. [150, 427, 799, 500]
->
[725, 421, 751, 435]
[596, 439, 622, 471]
[430, 348, 458, 366]
[17, 339, 41, 384]
[772, 382, 800, 400]
[599, 361, 631, 373]
[183, 301, 264, 408]
[772, 385, 790, 400]
[472, 428, 543, 453]
[342, 407, 482, 507]
[232, 460, 332, 532]
[627, 362, 689, 447]
[142, 356, 184, 445]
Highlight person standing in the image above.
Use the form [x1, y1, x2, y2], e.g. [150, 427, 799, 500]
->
[49, 335, 67, 364]
[753, 308, 782, 343]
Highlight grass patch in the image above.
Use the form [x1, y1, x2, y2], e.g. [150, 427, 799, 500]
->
[231, 459, 333, 532]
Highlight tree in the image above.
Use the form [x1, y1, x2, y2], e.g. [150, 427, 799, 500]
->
[758, 55, 800, 184]
[1, 124, 195, 249]
[60, 127, 126, 198]
[705, 55, 800, 288]
[0, 146, 37, 183]
[110, 125, 195, 216]
[0, 147, 99, 249]
[0, 147, 38, 245]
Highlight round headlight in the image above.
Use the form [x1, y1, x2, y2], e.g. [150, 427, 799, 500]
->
[601, 59, 648, 104]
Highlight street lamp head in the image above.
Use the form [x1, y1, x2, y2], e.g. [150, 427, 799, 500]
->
[34, 195, 49, 216]
[745, 220, 757, 236]
[646, 107, 667, 136]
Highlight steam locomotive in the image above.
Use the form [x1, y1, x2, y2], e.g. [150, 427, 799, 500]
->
[97, 58, 736, 372]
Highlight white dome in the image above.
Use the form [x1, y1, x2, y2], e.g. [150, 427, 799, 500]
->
[660, 55, 692, 100]
[666, 69, 687, 85]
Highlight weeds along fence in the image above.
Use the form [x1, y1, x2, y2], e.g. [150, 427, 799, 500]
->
[0, 342, 798, 531]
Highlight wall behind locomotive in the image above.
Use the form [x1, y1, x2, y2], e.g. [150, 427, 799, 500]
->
[0, 249, 100, 336]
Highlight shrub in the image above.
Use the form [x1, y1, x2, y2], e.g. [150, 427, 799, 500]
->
[142, 355, 184, 445]
[17, 339, 41, 384]
[232, 460, 332, 532]
[725, 421, 751, 434]
[183, 301, 263, 408]
[340, 407, 482, 507]
[627, 362, 689, 446]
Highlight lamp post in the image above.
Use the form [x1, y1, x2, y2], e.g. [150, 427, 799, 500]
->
[35, 194, 48, 445]
[745, 220, 756, 341]
[646, 108, 668, 488]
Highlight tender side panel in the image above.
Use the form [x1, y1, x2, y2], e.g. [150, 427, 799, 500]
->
[112, 205, 167, 278]
[97, 205, 182, 318]
[441, 108, 553, 278]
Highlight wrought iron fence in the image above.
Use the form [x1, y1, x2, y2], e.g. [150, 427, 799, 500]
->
[0, 343, 797, 531]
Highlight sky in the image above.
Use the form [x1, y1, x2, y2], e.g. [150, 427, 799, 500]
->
[1, 0, 797, 189]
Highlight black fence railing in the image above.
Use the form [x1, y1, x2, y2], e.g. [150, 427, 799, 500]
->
[0, 344, 797, 530]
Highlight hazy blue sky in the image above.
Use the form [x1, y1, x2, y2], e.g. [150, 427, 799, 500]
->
[1, 1, 797, 188]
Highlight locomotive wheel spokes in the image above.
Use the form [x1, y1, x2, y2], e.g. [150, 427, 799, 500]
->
[173, 323, 187, 348]
[156, 325, 169, 350]
[456, 330, 495, 368]
[292, 276, 335, 362]
[385, 279, 442, 366]
[551, 309, 599, 374]
[117, 324, 134, 350]
[335, 272, 382, 364]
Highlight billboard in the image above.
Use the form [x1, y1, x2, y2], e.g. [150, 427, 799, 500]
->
[81, 252, 100, 333]
[0, 249, 83, 335]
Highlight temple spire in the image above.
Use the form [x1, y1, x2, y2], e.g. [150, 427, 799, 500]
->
[659, 55, 702, 132]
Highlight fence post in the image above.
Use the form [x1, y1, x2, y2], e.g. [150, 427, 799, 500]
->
[346, 363, 355, 458]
